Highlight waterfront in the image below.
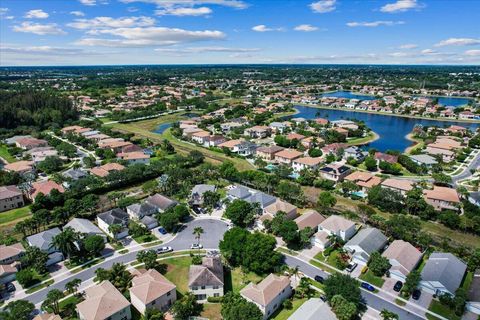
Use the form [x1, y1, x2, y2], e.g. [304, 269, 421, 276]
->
[292, 105, 480, 152]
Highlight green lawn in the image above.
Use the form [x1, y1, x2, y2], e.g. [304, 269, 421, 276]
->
[163, 256, 193, 294]
[0, 145, 16, 163]
[133, 234, 156, 244]
[427, 300, 461, 320]
[0, 206, 31, 225]
[276, 247, 298, 256]
[224, 267, 263, 293]
[461, 271, 474, 291]
[359, 270, 385, 288]
[314, 250, 346, 270]
[272, 298, 307, 320]
[200, 303, 222, 320]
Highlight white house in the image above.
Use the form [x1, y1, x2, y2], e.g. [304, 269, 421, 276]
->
[96, 208, 129, 239]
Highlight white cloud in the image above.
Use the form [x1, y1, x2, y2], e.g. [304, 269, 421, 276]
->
[0, 7, 9, 15]
[70, 11, 85, 17]
[75, 26, 225, 47]
[465, 50, 480, 56]
[380, 0, 422, 13]
[294, 24, 318, 32]
[79, 0, 97, 5]
[399, 43, 418, 49]
[310, 0, 336, 13]
[346, 21, 405, 27]
[68, 16, 155, 29]
[25, 9, 49, 19]
[1, 45, 99, 56]
[119, 0, 247, 10]
[252, 25, 283, 32]
[13, 22, 66, 35]
[156, 6, 212, 16]
[155, 46, 259, 54]
[435, 38, 480, 47]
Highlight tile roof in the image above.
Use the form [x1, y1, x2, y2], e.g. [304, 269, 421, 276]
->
[421, 252, 467, 294]
[0, 242, 25, 261]
[294, 210, 325, 230]
[240, 274, 290, 307]
[130, 269, 176, 304]
[382, 240, 422, 276]
[319, 215, 355, 232]
[145, 194, 177, 211]
[264, 200, 297, 216]
[30, 180, 65, 199]
[275, 149, 303, 160]
[381, 178, 414, 192]
[4, 160, 34, 173]
[188, 256, 224, 287]
[0, 185, 22, 200]
[424, 186, 460, 203]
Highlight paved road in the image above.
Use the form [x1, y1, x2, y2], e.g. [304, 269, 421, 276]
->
[452, 150, 480, 183]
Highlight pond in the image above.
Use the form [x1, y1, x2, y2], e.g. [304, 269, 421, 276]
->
[320, 91, 376, 100]
[154, 122, 173, 134]
[291, 105, 480, 152]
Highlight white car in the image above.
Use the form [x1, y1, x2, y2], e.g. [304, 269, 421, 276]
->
[191, 243, 203, 249]
[156, 246, 173, 254]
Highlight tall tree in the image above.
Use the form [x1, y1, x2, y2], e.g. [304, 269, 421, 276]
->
[51, 227, 80, 259]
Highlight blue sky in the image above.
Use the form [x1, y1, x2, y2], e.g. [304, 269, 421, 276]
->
[1, 0, 479, 66]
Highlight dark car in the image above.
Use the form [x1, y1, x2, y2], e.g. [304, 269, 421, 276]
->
[361, 282, 375, 292]
[6, 283, 15, 292]
[158, 227, 167, 235]
[320, 295, 327, 302]
[314, 275, 325, 283]
[393, 281, 403, 292]
[412, 289, 422, 300]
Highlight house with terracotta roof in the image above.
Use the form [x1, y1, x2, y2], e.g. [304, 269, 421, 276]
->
[117, 152, 150, 165]
[76, 280, 132, 320]
[374, 152, 398, 164]
[98, 140, 133, 153]
[292, 156, 322, 172]
[255, 145, 284, 161]
[129, 269, 176, 314]
[0, 185, 24, 212]
[3, 160, 35, 175]
[300, 136, 324, 149]
[29, 180, 65, 201]
[321, 143, 348, 156]
[90, 163, 126, 178]
[240, 274, 292, 320]
[188, 256, 224, 302]
[294, 209, 325, 231]
[286, 133, 306, 141]
[380, 178, 414, 196]
[314, 118, 329, 126]
[262, 199, 298, 222]
[218, 139, 257, 156]
[0, 243, 25, 284]
[344, 171, 382, 192]
[423, 186, 460, 211]
[382, 240, 423, 282]
[274, 149, 303, 165]
[61, 125, 84, 135]
[15, 137, 48, 150]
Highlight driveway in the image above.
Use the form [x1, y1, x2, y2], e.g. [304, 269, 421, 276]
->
[407, 290, 434, 316]
[380, 277, 400, 299]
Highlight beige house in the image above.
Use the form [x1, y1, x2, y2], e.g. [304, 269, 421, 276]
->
[256, 146, 284, 161]
[77, 280, 131, 320]
[291, 157, 322, 172]
[424, 186, 460, 211]
[380, 178, 414, 196]
[188, 256, 224, 302]
[274, 149, 303, 165]
[344, 171, 382, 192]
[0, 242, 25, 284]
[33, 314, 62, 320]
[382, 240, 423, 282]
[0, 185, 24, 212]
[257, 200, 298, 230]
[294, 209, 325, 231]
[129, 269, 177, 315]
[240, 274, 292, 320]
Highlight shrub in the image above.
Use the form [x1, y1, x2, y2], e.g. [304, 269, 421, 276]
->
[207, 296, 224, 303]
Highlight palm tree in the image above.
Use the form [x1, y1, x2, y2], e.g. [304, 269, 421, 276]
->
[289, 265, 301, 283]
[109, 263, 133, 293]
[380, 309, 399, 320]
[65, 278, 82, 296]
[50, 227, 79, 259]
[193, 227, 204, 246]
[41, 289, 63, 314]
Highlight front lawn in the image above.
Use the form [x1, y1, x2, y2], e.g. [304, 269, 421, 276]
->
[272, 298, 308, 320]
[427, 300, 461, 320]
[163, 256, 192, 294]
[359, 270, 385, 288]
[0, 206, 31, 225]
[133, 234, 156, 244]
[224, 267, 263, 293]
[0, 145, 17, 163]
[314, 249, 347, 270]
[200, 303, 222, 320]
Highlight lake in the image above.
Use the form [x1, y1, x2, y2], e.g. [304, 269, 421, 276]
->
[292, 105, 480, 152]
[154, 122, 173, 134]
[321, 91, 376, 100]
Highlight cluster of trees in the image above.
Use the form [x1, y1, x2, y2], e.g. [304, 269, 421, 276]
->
[219, 227, 282, 274]
[224, 199, 259, 228]
[156, 205, 190, 232]
[221, 292, 263, 320]
[264, 212, 313, 249]
[367, 252, 391, 277]
[323, 273, 363, 320]
[398, 155, 428, 175]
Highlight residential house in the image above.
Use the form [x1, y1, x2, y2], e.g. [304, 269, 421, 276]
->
[15, 137, 48, 150]
[64, 218, 107, 242]
[62, 168, 88, 181]
[0, 185, 24, 213]
[28, 148, 59, 163]
[90, 163, 126, 178]
[423, 186, 460, 211]
[76, 280, 132, 320]
[344, 227, 388, 265]
[33, 313, 62, 320]
[292, 157, 322, 172]
[97, 208, 129, 239]
[374, 152, 398, 164]
[343, 146, 367, 162]
[188, 256, 224, 302]
[380, 178, 414, 196]
[220, 122, 243, 134]
[245, 126, 271, 138]
[294, 209, 325, 231]
[300, 136, 324, 149]
[4, 160, 35, 176]
[191, 130, 211, 145]
[467, 269, 480, 315]
[0, 243, 25, 284]
[287, 298, 337, 320]
[321, 143, 347, 156]
[218, 139, 257, 156]
[269, 122, 287, 134]
[129, 269, 177, 315]
[227, 185, 252, 201]
[256, 146, 284, 161]
[313, 215, 356, 249]
[117, 152, 150, 165]
[274, 149, 303, 165]
[145, 193, 178, 213]
[205, 135, 226, 147]
[319, 163, 351, 183]
[127, 202, 157, 220]
[344, 171, 382, 192]
[244, 192, 277, 210]
[28, 180, 65, 202]
[425, 146, 455, 163]
[314, 118, 329, 126]
[240, 274, 292, 320]
[382, 240, 422, 282]
[420, 252, 467, 296]
[26, 227, 64, 266]
[286, 133, 306, 141]
[190, 184, 216, 206]
[410, 154, 438, 167]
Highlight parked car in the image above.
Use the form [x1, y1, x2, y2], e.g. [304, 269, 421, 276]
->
[158, 227, 167, 235]
[314, 275, 325, 283]
[156, 246, 173, 254]
[191, 243, 203, 249]
[345, 263, 358, 273]
[361, 282, 375, 292]
[393, 281, 403, 292]
[412, 289, 422, 300]
[5, 283, 15, 293]
[320, 295, 327, 302]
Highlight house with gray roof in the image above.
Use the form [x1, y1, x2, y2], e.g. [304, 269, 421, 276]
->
[64, 218, 106, 241]
[287, 298, 337, 320]
[245, 192, 277, 209]
[127, 202, 157, 220]
[190, 184, 216, 206]
[188, 256, 224, 302]
[410, 154, 438, 167]
[97, 208, 129, 239]
[344, 227, 388, 265]
[62, 168, 87, 181]
[467, 269, 480, 315]
[26, 227, 64, 266]
[140, 215, 158, 230]
[420, 252, 467, 296]
[227, 185, 252, 201]
[145, 193, 177, 213]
